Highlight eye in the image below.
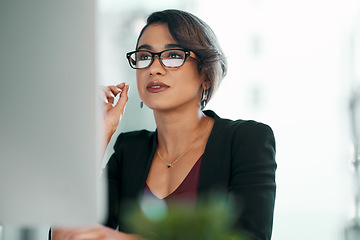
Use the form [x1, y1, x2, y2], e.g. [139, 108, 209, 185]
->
[138, 52, 152, 61]
[168, 52, 182, 59]
[163, 50, 185, 59]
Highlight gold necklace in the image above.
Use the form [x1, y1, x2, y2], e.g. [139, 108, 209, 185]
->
[157, 119, 211, 168]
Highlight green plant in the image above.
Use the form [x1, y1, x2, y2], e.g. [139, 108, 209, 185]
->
[125, 195, 250, 240]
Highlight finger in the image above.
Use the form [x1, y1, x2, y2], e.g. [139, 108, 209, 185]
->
[116, 82, 126, 90]
[108, 85, 123, 96]
[107, 83, 126, 105]
[109, 82, 126, 97]
[101, 86, 115, 104]
[104, 102, 112, 112]
[114, 84, 129, 115]
[98, 86, 109, 104]
[102, 86, 114, 97]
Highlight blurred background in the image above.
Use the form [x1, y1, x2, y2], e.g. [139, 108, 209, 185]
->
[1, 0, 360, 239]
[98, 0, 360, 239]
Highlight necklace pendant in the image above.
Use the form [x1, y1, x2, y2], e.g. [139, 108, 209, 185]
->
[167, 164, 171, 168]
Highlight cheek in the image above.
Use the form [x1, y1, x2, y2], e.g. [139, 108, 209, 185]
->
[136, 71, 146, 98]
[173, 71, 202, 100]
[180, 66, 202, 87]
[185, 60, 202, 79]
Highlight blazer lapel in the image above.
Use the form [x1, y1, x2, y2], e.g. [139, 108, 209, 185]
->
[198, 111, 232, 197]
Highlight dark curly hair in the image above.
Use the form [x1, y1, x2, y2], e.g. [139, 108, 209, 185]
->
[135, 9, 227, 109]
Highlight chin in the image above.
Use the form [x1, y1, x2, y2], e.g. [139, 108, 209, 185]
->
[143, 101, 167, 110]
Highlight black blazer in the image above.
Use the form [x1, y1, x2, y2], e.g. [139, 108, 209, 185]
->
[105, 110, 276, 240]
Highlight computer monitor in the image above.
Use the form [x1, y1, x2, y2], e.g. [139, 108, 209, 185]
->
[0, 0, 106, 226]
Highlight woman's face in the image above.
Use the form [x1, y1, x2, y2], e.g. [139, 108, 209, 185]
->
[136, 23, 203, 112]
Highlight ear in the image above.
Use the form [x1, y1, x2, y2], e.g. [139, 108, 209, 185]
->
[201, 76, 211, 90]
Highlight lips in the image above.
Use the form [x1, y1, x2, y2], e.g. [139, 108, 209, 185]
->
[146, 81, 170, 93]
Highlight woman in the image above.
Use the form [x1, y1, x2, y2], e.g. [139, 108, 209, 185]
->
[52, 9, 276, 240]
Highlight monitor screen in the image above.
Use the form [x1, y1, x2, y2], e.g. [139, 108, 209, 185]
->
[0, 0, 106, 226]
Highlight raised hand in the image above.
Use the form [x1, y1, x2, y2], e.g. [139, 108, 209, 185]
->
[101, 83, 129, 150]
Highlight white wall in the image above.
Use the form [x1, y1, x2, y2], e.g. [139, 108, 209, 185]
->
[195, 1, 360, 239]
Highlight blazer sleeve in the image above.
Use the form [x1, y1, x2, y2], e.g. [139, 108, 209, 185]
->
[103, 133, 124, 229]
[229, 121, 276, 240]
[103, 130, 155, 231]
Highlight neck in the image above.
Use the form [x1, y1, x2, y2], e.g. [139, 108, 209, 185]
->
[154, 107, 207, 156]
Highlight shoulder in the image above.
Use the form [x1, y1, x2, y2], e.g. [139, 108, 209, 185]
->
[108, 129, 156, 175]
[203, 111, 276, 239]
[204, 110, 275, 143]
[113, 129, 156, 150]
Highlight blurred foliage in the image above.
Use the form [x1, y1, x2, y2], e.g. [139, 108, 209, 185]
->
[124, 195, 250, 240]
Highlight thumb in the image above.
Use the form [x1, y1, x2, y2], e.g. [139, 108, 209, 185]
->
[113, 85, 129, 115]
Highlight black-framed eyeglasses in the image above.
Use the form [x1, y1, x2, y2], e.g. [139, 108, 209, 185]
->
[126, 49, 192, 69]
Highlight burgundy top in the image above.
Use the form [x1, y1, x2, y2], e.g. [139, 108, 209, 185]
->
[144, 155, 203, 207]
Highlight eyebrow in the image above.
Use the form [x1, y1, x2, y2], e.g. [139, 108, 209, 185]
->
[137, 43, 183, 51]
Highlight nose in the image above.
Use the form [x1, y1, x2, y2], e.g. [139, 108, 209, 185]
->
[149, 55, 166, 75]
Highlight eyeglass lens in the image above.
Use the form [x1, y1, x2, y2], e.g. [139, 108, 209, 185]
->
[129, 50, 186, 69]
